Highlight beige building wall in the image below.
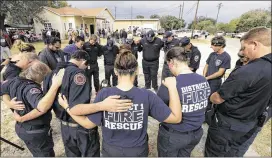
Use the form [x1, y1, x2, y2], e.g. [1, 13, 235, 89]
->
[113, 20, 160, 31]
[60, 16, 76, 39]
[97, 9, 115, 32]
[34, 9, 62, 37]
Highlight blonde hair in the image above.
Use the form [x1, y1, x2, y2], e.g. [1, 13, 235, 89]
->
[19, 61, 51, 83]
[13, 39, 35, 53]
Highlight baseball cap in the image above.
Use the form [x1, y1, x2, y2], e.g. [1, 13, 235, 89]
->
[163, 31, 173, 38]
[146, 30, 155, 41]
[180, 36, 190, 47]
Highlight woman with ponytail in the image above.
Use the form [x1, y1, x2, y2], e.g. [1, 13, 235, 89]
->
[156, 47, 211, 157]
[58, 49, 182, 157]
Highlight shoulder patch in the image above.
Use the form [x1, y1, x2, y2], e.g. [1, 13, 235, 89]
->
[194, 55, 199, 62]
[74, 73, 86, 85]
[30, 88, 41, 94]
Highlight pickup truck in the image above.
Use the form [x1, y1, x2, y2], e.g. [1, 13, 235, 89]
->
[176, 30, 202, 39]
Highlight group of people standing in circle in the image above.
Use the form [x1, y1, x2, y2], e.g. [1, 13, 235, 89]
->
[0, 26, 271, 157]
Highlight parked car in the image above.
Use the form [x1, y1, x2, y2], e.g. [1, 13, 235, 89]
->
[235, 32, 246, 38]
[216, 31, 225, 36]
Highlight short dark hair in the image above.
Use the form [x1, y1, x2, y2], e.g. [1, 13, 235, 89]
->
[75, 36, 84, 43]
[48, 37, 61, 45]
[211, 36, 226, 48]
[166, 47, 188, 62]
[71, 50, 90, 61]
[240, 27, 271, 47]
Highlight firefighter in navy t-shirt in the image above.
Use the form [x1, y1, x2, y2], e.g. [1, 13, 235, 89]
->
[203, 36, 231, 123]
[157, 47, 211, 157]
[58, 49, 182, 157]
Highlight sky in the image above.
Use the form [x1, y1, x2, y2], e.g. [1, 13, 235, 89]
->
[68, 1, 271, 23]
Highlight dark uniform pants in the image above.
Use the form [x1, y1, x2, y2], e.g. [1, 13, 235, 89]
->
[102, 140, 148, 157]
[142, 59, 159, 90]
[161, 63, 174, 81]
[86, 63, 100, 93]
[205, 112, 258, 157]
[15, 123, 55, 157]
[105, 65, 117, 86]
[61, 123, 100, 157]
[206, 79, 222, 110]
[157, 124, 203, 157]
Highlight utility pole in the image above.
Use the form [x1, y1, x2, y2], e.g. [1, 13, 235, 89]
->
[181, 1, 184, 28]
[179, 4, 182, 19]
[191, 0, 200, 38]
[131, 6, 133, 28]
[215, 3, 223, 24]
[215, 3, 223, 34]
[115, 6, 116, 19]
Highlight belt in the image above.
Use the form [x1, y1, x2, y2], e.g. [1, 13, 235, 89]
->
[161, 124, 200, 134]
[17, 122, 47, 130]
[143, 59, 158, 62]
[61, 120, 79, 127]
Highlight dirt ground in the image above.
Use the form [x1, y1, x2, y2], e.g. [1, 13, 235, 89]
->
[1, 37, 271, 157]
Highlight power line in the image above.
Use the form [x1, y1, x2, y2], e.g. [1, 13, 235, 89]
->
[115, 3, 180, 16]
[183, 2, 197, 18]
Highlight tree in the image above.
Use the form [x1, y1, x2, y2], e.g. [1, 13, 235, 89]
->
[228, 18, 240, 33]
[47, 0, 69, 8]
[0, 1, 48, 29]
[160, 15, 185, 30]
[195, 20, 214, 30]
[197, 16, 216, 24]
[136, 15, 144, 19]
[150, 14, 160, 19]
[236, 9, 271, 32]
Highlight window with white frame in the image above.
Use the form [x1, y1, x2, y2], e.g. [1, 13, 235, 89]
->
[44, 23, 52, 30]
[69, 23, 72, 29]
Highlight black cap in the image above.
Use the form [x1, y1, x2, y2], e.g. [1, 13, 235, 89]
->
[163, 31, 173, 38]
[146, 30, 155, 41]
[180, 36, 190, 47]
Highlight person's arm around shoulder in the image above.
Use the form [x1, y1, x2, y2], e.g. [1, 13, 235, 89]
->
[68, 88, 132, 116]
[162, 77, 182, 123]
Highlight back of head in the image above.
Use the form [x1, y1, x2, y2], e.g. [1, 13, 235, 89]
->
[71, 50, 90, 61]
[20, 61, 51, 83]
[240, 27, 271, 47]
[120, 44, 131, 50]
[166, 47, 188, 63]
[114, 49, 138, 76]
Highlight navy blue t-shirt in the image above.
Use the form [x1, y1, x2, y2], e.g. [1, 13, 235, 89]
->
[206, 51, 231, 79]
[87, 86, 171, 147]
[157, 73, 211, 132]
